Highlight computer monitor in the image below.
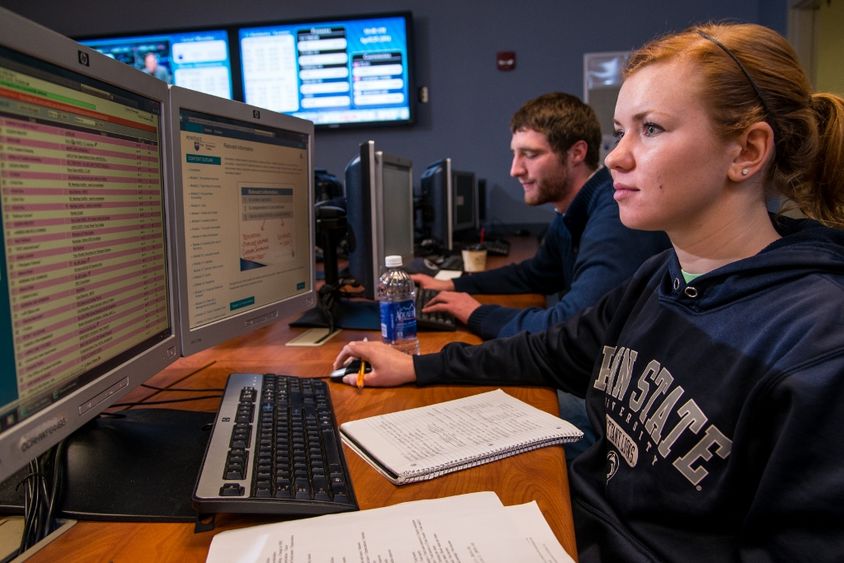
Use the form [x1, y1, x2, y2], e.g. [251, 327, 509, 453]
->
[237, 12, 415, 129]
[345, 141, 414, 300]
[419, 161, 480, 249]
[452, 169, 478, 239]
[419, 158, 454, 251]
[0, 8, 179, 485]
[78, 28, 235, 100]
[168, 86, 316, 356]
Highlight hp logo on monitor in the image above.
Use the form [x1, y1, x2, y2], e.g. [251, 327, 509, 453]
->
[78, 50, 90, 67]
[252, 110, 261, 119]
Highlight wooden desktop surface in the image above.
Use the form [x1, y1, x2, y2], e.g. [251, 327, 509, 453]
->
[28, 235, 579, 562]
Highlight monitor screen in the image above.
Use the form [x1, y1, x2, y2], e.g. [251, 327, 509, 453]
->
[0, 9, 179, 484]
[238, 12, 414, 129]
[419, 158, 453, 251]
[345, 141, 413, 300]
[168, 86, 316, 356]
[452, 170, 478, 235]
[78, 29, 234, 100]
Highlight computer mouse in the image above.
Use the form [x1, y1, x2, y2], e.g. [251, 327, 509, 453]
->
[423, 258, 440, 271]
[329, 358, 372, 382]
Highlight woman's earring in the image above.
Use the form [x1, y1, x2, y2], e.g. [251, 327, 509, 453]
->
[741, 168, 749, 176]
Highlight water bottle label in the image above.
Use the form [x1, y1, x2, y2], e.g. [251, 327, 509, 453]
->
[379, 299, 417, 342]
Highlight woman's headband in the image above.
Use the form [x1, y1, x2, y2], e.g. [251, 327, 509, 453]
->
[697, 30, 773, 119]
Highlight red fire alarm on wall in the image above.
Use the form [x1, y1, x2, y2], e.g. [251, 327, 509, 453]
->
[496, 51, 516, 71]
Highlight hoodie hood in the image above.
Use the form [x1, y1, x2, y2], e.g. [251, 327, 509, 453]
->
[661, 217, 844, 310]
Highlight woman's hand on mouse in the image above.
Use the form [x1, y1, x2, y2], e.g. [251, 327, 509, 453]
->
[332, 340, 417, 387]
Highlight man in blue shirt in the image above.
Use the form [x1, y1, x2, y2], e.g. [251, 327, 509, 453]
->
[414, 92, 670, 456]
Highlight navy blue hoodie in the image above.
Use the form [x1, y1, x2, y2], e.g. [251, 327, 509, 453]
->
[415, 217, 844, 561]
[454, 167, 670, 340]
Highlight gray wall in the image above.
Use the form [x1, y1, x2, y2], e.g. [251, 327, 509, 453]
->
[0, 0, 787, 229]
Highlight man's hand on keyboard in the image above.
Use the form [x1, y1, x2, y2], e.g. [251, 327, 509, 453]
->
[422, 291, 480, 325]
[410, 273, 455, 291]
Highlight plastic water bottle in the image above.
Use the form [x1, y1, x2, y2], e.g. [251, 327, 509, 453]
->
[377, 255, 419, 355]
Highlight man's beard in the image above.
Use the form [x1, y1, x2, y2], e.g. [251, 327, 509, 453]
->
[526, 176, 568, 207]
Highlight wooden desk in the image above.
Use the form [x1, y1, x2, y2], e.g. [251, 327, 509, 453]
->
[28, 238, 577, 562]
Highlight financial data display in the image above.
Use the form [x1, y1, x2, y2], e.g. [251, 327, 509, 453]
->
[238, 13, 413, 127]
[0, 45, 170, 430]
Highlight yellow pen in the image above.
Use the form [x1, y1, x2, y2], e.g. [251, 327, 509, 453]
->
[356, 337, 368, 389]
[356, 359, 366, 389]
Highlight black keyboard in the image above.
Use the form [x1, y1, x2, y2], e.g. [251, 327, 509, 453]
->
[193, 373, 357, 516]
[484, 238, 510, 256]
[416, 287, 457, 331]
[406, 254, 464, 275]
[438, 254, 464, 271]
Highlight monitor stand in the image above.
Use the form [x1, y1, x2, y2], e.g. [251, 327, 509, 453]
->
[0, 409, 213, 523]
[290, 298, 379, 331]
[289, 278, 379, 331]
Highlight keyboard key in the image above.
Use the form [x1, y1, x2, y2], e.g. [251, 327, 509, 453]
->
[220, 483, 244, 496]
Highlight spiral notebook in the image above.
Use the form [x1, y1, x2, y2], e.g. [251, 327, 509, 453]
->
[339, 389, 583, 485]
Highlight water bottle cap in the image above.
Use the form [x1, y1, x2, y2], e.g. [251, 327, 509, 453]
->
[384, 255, 403, 268]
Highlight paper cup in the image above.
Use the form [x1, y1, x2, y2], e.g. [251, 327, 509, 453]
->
[462, 248, 487, 272]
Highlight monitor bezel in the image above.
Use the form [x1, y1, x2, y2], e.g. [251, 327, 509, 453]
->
[375, 151, 415, 273]
[0, 7, 180, 485]
[167, 85, 317, 357]
[234, 11, 416, 130]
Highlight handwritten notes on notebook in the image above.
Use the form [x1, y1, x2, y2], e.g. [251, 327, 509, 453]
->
[339, 388, 582, 484]
[206, 491, 574, 563]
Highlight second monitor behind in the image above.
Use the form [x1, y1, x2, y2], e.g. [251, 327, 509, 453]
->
[345, 140, 415, 301]
[417, 159, 479, 252]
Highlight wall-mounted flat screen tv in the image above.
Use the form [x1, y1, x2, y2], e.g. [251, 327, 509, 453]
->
[78, 29, 235, 100]
[237, 12, 414, 129]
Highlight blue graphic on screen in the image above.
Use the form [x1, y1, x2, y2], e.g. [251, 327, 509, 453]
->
[79, 30, 234, 100]
[238, 14, 412, 127]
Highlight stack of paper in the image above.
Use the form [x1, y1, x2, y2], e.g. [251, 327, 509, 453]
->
[206, 491, 574, 563]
